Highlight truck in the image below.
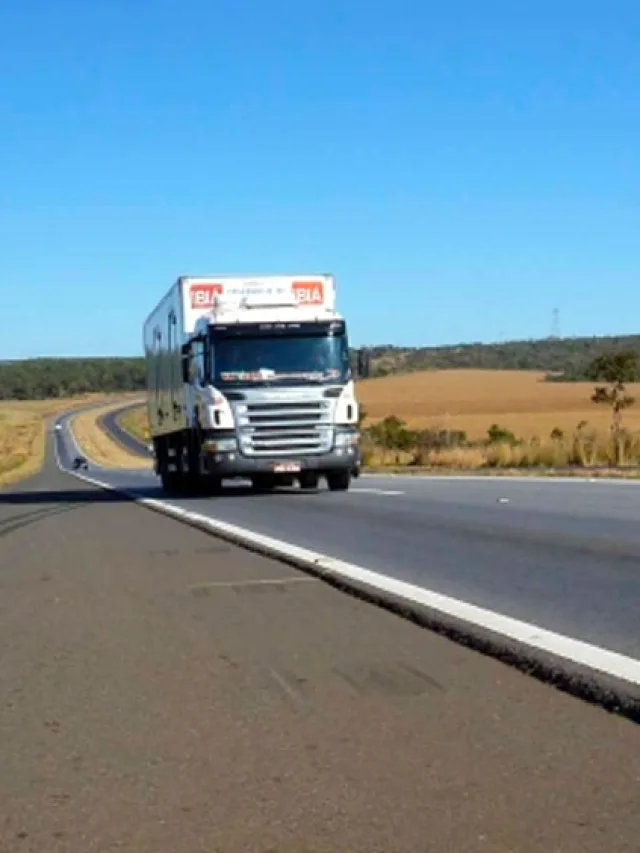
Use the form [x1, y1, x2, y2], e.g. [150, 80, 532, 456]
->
[142, 274, 370, 495]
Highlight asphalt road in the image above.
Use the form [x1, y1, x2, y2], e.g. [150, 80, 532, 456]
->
[2, 426, 640, 851]
[98, 403, 151, 458]
[78, 412, 640, 665]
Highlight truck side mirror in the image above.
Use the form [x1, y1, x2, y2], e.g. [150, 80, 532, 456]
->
[357, 349, 371, 379]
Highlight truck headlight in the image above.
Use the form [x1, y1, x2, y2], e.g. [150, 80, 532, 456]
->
[335, 431, 360, 448]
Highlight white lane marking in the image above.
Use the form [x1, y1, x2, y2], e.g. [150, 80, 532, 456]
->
[56, 445, 640, 690]
[352, 487, 404, 496]
[64, 413, 107, 470]
[52, 420, 64, 470]
[360, 472, 640, 487]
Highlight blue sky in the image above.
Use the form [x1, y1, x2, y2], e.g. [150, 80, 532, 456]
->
[1, 0, 639, 358]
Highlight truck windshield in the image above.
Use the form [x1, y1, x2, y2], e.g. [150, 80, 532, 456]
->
[211, 324, 350, 387]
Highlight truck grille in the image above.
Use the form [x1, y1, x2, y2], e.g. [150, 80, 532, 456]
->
[238, 401, 332, 456]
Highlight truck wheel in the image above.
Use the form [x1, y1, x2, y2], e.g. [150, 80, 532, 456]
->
[251, 474, 276, 492]
[299, 472, 319, 490]
[326, 471, 351, 492]
[160, 468, 180, 494]
[205, 477, 223, 496]
[181, 438, 205, 495]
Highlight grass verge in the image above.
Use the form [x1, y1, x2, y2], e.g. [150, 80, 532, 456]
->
[360, 417, 640, 473]
[117, 405, 150, 444]
[0, 394, 139, 488]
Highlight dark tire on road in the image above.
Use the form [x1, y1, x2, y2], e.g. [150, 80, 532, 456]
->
[251, 475, 276, 492]
[180, 435, 207, 496]
[326, 470, 351, 492]
[197, 474, 223, 496]
[160, 470, 181, 495]
[299, 472, 319, 490]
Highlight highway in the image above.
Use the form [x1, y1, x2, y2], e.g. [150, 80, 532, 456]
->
[98, 402, 152, 458]
[1, 418, 639, 850]
[72, 409, 640, 685]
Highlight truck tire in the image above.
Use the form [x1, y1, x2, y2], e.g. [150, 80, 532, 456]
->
[251, 474, 276, 492]
[204, 476, 223, 496]
[160, 468, 180, 494]
[157, 439, 180, 494]
[180, 436, 205, 495]
[299, 472, 319, 490]
[326, 470, 351, 492]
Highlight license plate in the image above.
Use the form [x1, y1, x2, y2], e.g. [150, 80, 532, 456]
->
[272, 461, 301, 473]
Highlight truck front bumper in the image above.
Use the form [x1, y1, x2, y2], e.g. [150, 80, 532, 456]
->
[204, 446, 360, 478]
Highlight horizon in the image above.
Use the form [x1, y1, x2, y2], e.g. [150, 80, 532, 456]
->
[3, 329, 640, 364]
[2, 1, 639, 358]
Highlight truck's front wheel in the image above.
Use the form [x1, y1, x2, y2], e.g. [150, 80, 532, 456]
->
[326, 470, 351, 492]
[251, 474, 276, 492]
[299, 472, 319, 490]
[160, 468, 181, 494]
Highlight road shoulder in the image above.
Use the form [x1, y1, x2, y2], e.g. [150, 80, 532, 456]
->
[0, 442, 639, 851]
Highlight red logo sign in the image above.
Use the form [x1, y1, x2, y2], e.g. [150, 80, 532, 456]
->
[292, 280, 325, 306]
[190, 282, 223, 309]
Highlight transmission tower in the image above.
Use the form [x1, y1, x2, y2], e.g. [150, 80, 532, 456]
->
[550, 308, 560, 339]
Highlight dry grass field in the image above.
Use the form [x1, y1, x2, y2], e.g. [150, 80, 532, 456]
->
[118, 406, 150, 444]
[2, 368, 636, 478]
[357, 369, 640, 439]
[0, 394, 140, 488]
[102, 370, 640, 473]
[120, 370, 627, 441]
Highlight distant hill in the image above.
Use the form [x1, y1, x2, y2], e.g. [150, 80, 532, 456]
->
[1, 334, 639, 399]
[366, 334, 640, 380]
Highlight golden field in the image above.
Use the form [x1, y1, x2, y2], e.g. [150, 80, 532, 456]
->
[119, 369, 631, 443]
[357, 369, 640, 439]
[356, 369, 640, 471]
[0, 394, 141, 488]
[57, 370, 640, 474]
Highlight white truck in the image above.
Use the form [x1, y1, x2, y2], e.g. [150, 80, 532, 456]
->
[142, 274, 370, 494]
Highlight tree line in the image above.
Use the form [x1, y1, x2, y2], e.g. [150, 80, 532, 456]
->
[367, 334, 640, 379]
[2, 333, 640, 400]
[0, 357, 147, 400]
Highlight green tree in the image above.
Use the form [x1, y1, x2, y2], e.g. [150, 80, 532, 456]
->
[487, 423, 519, 446]
[0, 357, 147, 400]
[586, 349, 639, 434]
[368, 415, 416, 451]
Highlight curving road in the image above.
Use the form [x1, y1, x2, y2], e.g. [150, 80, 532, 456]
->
[60, 408, 640, 704]
[98, 403, 151, 458]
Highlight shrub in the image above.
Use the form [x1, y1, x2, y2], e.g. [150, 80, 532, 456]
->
[366, 415, 416, 451]
[486, 423, 520, 446]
